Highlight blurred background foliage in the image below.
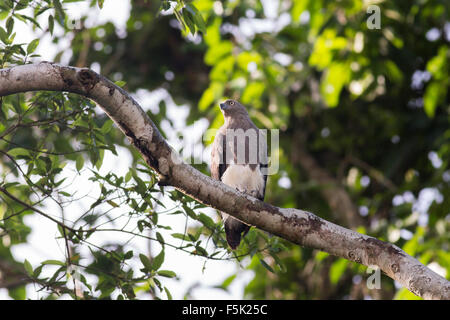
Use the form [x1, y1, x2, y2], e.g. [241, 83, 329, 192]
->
[0, 0, 449, 299]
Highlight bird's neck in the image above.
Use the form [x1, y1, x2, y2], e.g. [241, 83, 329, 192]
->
[224, 115, 252, 128]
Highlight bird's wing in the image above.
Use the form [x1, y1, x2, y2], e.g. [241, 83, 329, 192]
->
[211, 131, 227, 181]
[211, 126, 267, 200]
[257, 128, 268, 201]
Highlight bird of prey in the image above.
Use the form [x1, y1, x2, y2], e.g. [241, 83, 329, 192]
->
[210, 99, 268, 250]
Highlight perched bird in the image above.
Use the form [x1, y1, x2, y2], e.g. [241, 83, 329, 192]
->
[211, 99, 268, 249]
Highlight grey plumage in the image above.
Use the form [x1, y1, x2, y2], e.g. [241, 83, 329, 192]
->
[211, 99, 268, 249]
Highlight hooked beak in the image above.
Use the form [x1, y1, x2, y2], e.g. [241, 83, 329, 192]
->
[219, 103, 227, 110]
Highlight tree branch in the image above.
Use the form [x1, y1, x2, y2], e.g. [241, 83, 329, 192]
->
[1, 62, 448, 300]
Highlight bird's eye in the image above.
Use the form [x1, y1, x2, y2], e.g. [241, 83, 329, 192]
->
[229, 101, 234, 105]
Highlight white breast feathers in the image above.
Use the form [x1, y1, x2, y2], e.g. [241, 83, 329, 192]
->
[221, 164, 264, 198]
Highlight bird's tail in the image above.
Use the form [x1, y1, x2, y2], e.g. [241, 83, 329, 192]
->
[224, 217, 250, 250]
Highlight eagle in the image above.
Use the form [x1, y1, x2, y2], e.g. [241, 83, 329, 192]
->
[210, 99, 268, 249]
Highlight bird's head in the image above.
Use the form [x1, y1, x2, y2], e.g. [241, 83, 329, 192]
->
[219, 99, 249, 118]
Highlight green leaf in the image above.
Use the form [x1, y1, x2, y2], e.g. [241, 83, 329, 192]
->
[164, 286, 173, 300]
[152, 249, 164, 271]
[24, 259, 33, 276]
[75, 154, 84, 172]
[0, 10, 10, 21]
[192, 12, 206, 34]
[210, 55, 234, 82]
[426, 46, 448, 80]
[9, 286, 26, 300]
[0, 26, 9, 44]
[242, 81, 265, 106]
[204, 18, 221, 46]
[320, 62, 351, 107]
[125, 170, 132, 183]
[171, 233, 190, 241]
[291, 0, 309, 22]
[182, 204, 197, 219]
[315, 251, 329, 262]
[2, 182, 19, 188]
[194, 244, 208, 256]
[394, 287, 423, 300]
[114, 80, 126, 87]
[220, 274, 236, 289]
[156, 232, 165, 245]
[100, 119, 114, 134]
[4, 0, 14, 9]
[423, 81, 446, 118]
[182, 8, 196, 35]
[133, 173, 147, 194]
[106, 200, 119, 208]
[124, 250, 133, 260]
[9, 99, 22, 114]
[204, 41, 233, 65]
[6, 16, 14, 35]
[403, 227, 425, 256]
[259, 259, 275, 273]
[53, 0, 65, 25]
[139, 253, 152, 272]
[198, 82, 224, 111]
[384, 60, 403, 83]
[8, 147, 30, 158]
[14, 0, 29, 10]
[41, 259, 65, 266]
[95, 148, 105, 170]
[309, 29, 347, 69]
[15, 14, 41, 30]
[33, 265, 43, 278]
[27, 38, 39, 54]
[157, 270, 176, 278]
[185, 3, 206, 34]
[269, 251, 287, 273]
[198, 213, 215, 229]
[237, 51, 262, 71]
[48, 15, 54, 35]
[329, 258, 348, 284]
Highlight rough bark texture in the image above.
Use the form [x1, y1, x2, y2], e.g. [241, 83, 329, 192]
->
[1, 62, 449, 300]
